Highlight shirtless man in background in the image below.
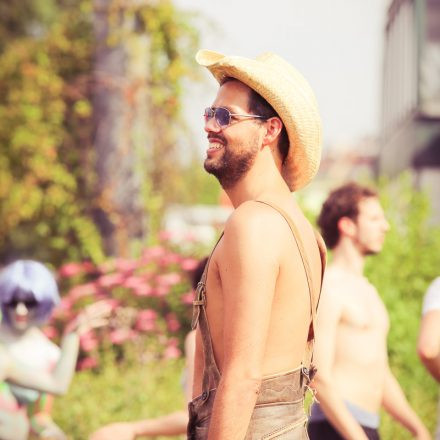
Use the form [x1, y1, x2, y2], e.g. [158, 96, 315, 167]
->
[308, 182, 430, 440]
[188, 50, 325, 439]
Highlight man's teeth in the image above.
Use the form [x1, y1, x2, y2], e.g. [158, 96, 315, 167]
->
[209, 142, 223, 150]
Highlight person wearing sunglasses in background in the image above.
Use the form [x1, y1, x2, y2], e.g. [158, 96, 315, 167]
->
[0, 259, 109, 440]
[188, 50, 326, 440]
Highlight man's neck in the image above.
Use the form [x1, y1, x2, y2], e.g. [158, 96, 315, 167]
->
[331, 242, 365, 277]
[224, 152, 290, 208]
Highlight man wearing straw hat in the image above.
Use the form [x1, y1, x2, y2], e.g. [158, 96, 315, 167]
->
[188, 50, 326, 439]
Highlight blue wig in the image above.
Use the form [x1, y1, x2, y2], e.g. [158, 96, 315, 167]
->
[0, 260, 60, 326]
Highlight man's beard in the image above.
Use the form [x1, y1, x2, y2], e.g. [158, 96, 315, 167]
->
[355, 237, 381, 257]
[204, 137, 259, 189]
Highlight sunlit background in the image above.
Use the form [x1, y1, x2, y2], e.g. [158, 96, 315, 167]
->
[0, 0, 439, 438]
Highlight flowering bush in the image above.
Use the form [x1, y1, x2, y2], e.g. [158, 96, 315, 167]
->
[47, 245, 201, 370]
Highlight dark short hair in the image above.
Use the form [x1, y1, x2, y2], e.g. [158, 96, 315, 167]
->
[221, 77, 289, 163]
[317, 182, 378, 249]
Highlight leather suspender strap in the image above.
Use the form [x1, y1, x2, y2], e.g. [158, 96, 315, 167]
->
[191, 233, 223, 391]
[191, 233, 223, 330]
[254, 200, 325, 369]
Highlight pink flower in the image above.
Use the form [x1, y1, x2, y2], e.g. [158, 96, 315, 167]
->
[142, 246, 166, 260]
[156, 272, 181, 286]
[59, 261, 94, 278]
[163, 338, 181, 359]
[130, 282, 153, 296]
[159, 230, 173, 241]
[98, 273, 126, 288]
[102, 298, 120, 310]
[109, 328, 137, 345]
[154, 285, 170, 297]
[135, 309, 157, 332]
[80, 331, 99, 352]
[78, 356, 98, 370]
[42, 326, 58, 340]
[115, 258, 139, 273]
[164, 345, 181, 359]
[158, 253, 181, 266]
[68, 282, 98, 301]
[180, 258, 199, 271]
[123, 276, 149, 289]
[184, 231, 196, 242]
[181, 291, 194, 305]
[166, 313, 181, 332]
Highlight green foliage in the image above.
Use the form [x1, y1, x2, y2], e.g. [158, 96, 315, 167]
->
[0, 21, 104, 264]
[52, 353, 186, 439]
[364, 176, 440, 438]
[0, 0, 200, 265]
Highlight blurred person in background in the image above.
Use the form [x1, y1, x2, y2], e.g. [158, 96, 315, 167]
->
[89, 257, 208, 440]
[0, 259, 109, 440]
[418, 277, 440, 439]
[308, 182, 430, 440]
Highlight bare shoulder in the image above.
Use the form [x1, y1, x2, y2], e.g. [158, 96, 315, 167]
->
[30, 328, 61, 354]
[224, 200, 290, 242]
[319, 266, 349, 309]
[219, 200, 291, 269]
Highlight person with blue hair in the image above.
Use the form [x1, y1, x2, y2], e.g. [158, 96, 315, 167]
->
[0, 260, 109, 440]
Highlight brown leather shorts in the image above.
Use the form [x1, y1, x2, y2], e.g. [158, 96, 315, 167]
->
[187, 368, 310, 440]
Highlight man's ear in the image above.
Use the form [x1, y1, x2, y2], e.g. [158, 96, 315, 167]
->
[262, 117, 283, 147]
[338, 216, 356, 238]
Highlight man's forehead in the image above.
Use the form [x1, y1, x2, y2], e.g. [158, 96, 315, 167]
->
[358, 196, 383, 213]
[213, 79, 252, 109]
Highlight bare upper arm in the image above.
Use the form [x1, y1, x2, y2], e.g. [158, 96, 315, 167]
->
[418, 309, 440, 359]
[314, 277, 344, 379]
[217, 202, 286, 379]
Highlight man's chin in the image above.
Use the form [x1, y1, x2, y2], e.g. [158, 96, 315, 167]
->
[364, 247, 381, 256]
[204, 159, 221, 177]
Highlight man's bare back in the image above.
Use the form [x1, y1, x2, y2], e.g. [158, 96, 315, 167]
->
[193, 197, 322, 398]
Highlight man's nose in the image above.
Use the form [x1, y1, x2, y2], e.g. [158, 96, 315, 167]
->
[15, 302, 28, 316]
[204, 114, 221, 133]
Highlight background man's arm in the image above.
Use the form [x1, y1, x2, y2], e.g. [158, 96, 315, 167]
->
[417, 309, 440, 381]
[381, 364, 431, 439]
[89, 331, 195, 440]
[313, 283, 369, 440]
[207, 204, 280, 440]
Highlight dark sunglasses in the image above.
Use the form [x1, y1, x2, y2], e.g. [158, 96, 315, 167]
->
[4, 298, 38, 309]
[204, 107, 266, 128]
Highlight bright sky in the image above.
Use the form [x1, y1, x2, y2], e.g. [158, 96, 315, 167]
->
[174, 0, 388, 153]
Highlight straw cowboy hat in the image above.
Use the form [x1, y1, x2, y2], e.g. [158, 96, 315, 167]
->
[196, 49, 322, 191]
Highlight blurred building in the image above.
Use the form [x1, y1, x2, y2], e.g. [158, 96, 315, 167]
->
[380, 0, 440, 219]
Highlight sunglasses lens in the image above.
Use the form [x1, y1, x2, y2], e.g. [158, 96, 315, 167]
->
[5, 299, 38, 309]
[24, 300, 38, 309]
[204, 108, 214, 122]
[215, 108, 231, 127]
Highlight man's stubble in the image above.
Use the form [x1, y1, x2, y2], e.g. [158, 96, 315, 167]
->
[204, 134, 260, 190]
